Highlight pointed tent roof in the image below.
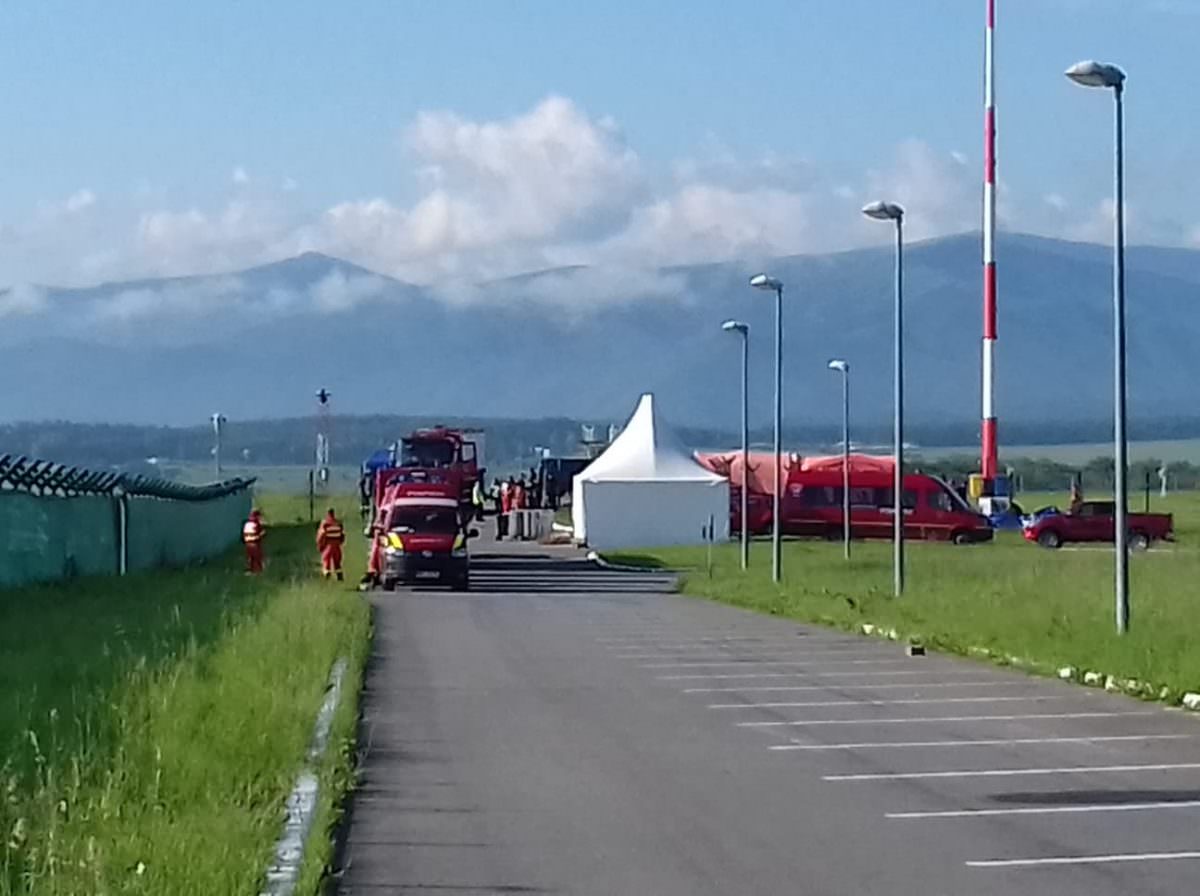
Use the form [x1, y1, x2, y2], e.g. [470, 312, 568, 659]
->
[578, 394, 727, 483]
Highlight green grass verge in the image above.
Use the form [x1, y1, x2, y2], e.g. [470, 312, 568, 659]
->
[1, 494, 371, 895]
[606, 490, 1200, 699]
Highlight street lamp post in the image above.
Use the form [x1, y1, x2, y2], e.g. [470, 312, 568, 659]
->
[749, 273, 784, 583]
[862, 201, 906, 597]
[1066, 59, 1130, 634]
[828, 359, 851, 560]
[723, 320, 751, 570]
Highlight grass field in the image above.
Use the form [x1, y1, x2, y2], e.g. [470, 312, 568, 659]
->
[607, 489, 1200, 699]
[0, 494, 371, 895]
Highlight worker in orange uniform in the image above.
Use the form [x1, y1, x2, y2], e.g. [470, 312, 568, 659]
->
[242, 509, 266, 574]
[316, 508, 346, 581]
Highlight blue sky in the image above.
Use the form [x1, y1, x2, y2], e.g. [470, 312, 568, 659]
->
[1, 0, 1197, 290]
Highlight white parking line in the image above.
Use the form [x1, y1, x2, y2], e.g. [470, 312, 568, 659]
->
[644, 659, 906, 669]
[684, 680, 1026, 694]
[661, 669, 938, 681]
[826, 762, 1200, 782]
[771, 734, 1195, 751]
[597, 636, 784, 644]
[741, 711, 1152, 728]
[710, 695, 1070, 710]
[966, 850, 1200, 869]
[889, 800, 1200, 820]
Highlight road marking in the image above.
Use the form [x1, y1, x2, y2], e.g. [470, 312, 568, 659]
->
[644, 659, 906, 669]
[826, 762, 1200, 782]
[889, 800, 1200, 819]
[770, 734, 1194, 752]
[710, 695, 1069, 710]
[740, 711, 1151, 728]
[662, 669, 942, 681]
[597, 635, 784, 644]
[825, 762, 1200, 782]
[616, 649, 879, 660]
[684, 680, 1026, 694]
[966, 851, 1200, 869]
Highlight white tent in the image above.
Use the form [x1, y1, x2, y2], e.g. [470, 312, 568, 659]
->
[572, 393, 730, 550]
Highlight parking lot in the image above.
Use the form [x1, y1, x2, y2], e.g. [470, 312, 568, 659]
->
[339, 545, 1200, 895]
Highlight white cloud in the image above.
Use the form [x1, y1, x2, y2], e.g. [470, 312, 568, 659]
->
[2, 95, 1187, 320]
[65, 189, 97, 213]
[0, 284, 48, 318]
[309, 270, 387, 313]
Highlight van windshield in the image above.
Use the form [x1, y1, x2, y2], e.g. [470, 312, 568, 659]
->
[400, 439, 456, 468]
[388, 507, 459, 534]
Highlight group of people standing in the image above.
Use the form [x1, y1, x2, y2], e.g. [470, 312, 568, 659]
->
[241, 507, 347, 581]
[490, 468, 554, 539]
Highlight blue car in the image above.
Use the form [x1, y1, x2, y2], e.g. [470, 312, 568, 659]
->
[987, 501, 1059, 531]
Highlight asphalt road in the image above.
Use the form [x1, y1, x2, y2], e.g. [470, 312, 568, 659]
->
[336, 540, 1200, 895]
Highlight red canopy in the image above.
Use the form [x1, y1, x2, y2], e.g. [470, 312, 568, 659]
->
[694, 451, 795, 496]
[696, 451, 895, 495]
[798, 453, 895, 475]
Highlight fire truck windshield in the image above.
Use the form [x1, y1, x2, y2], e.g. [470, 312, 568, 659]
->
[388, 506, 459, 534]
[400, 440, 456, 468]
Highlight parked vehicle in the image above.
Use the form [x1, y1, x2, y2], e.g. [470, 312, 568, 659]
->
[729, 485, 774, 536]
[376, 485, 476, 591]
[1022, 501, 1174, 550]
[782, 470, 993, 544]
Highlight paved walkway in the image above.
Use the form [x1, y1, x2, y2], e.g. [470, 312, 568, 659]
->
[335, 539, 1200, 895]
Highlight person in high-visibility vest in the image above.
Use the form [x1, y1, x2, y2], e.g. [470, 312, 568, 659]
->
[316, 508, 346, 581]
[242, 509, 266, 574]
[471, 478, 485, 521]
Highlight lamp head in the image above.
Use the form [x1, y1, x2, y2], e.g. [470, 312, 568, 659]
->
[749, 273, 783, 292]
[862, 200, 905, 221]
[828, 359, 849, 373]
[1065, 60, 1126, 89]
[722, 319, 749, 334]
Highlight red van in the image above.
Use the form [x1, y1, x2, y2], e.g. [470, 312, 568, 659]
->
[782, 470, 993, 544]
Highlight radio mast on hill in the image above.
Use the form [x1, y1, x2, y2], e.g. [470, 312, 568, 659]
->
[981, 0, 999, 485]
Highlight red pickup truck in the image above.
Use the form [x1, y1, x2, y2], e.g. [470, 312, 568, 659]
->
[1023, 501, 1174, 550]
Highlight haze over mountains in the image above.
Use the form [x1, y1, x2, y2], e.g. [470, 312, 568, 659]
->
[2, 232, 1198, 430]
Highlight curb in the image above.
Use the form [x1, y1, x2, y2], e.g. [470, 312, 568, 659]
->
[260, 657, 348, 896]
[852, 621, 1200, 713]
[587, 551, 684, 576]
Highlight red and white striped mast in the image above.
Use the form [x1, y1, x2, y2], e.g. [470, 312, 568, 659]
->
[981, 0, 999, 483]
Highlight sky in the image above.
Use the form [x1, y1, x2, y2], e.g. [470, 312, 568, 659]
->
[1, 0, 1198, 292]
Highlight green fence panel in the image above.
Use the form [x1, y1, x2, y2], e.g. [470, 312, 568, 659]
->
[125, 490, 252, 572]
[0, 493, 118, 587]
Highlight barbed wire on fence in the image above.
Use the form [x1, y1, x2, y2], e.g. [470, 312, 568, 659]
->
[0, 454, 255, 501]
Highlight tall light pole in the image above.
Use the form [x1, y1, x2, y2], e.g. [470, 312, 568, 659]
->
[1066, 59, 1130, 634]
[749, 273, 784, 583]
[211, 413, 227, 479]
[828, 359, 851, 560]
[723, 320, 751, 570]
[862, 201, 906, 597]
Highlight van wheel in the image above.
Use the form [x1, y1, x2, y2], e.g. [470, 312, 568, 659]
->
[382, 578, 397, 592]
[1037, 530, 1063, 549]
[452, 575, 470, 592]
[1129, 531, 1151, 552]
[951, 531, 972, 546]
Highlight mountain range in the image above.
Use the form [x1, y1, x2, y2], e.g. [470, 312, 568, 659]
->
[2, 233, 1198, 431]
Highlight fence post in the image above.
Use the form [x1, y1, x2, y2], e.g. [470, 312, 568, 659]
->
[113, 485, 128, 576]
